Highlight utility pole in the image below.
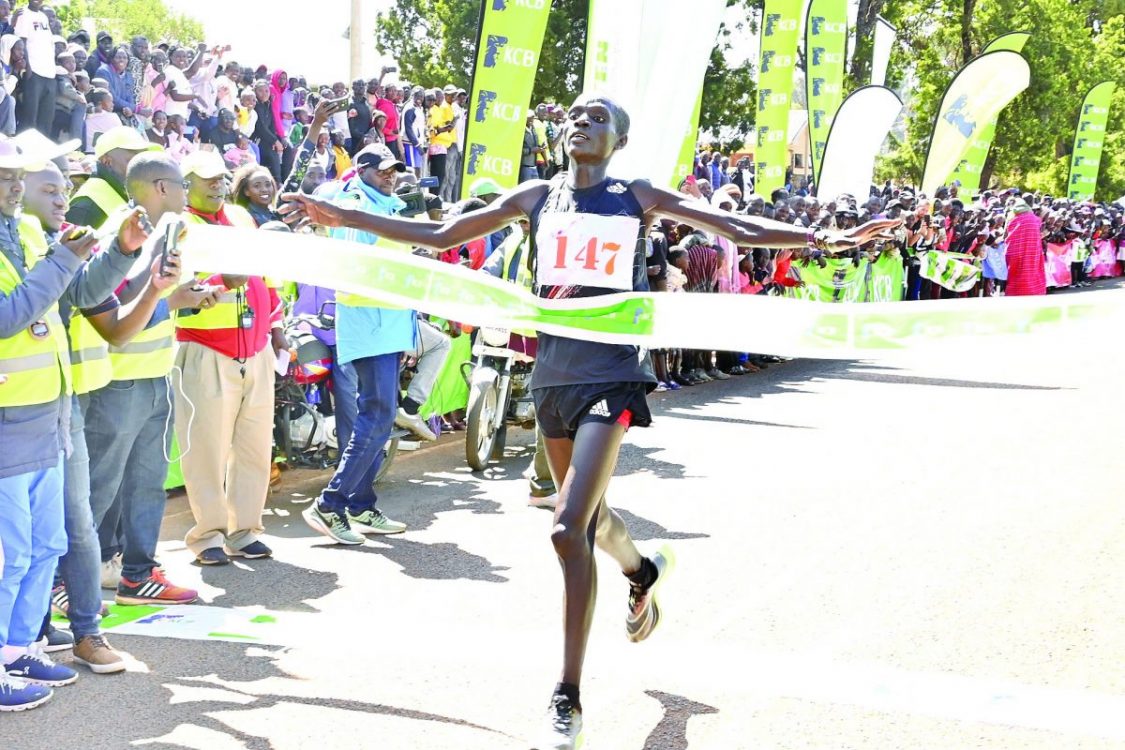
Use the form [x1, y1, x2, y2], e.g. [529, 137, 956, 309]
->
[350, 0, 364, 81]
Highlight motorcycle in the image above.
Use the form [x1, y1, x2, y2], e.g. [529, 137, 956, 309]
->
[463, 326, 536, 471]
[274, 307, 406, 483]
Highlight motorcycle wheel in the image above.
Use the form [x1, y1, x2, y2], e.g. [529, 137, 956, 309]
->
[466, 377, 500, 471]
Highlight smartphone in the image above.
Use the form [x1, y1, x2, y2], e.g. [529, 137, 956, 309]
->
[160, 221, 180, 278]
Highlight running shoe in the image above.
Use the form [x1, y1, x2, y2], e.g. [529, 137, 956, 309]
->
[664, 380, 682, 391]
[532, 692, 584, 750]
[706, 368, 730, 381]
[529, 492, 558, 510]
[72, 635, 126, 675]
[40, 624, 73, 654]
[100, 554, 122, 590]
[693, 368, 713, 382]
[196, 548, 231, 566]
[0, 674, 52, 712]
[116, 569, 199, 606]
[395, 408, 438, 441]
[626, 545, 675, 643]
[5, 647, 78, 687]
[50, 584, 68, 617]
[653, 382, 668, 393]
[303, 503, 366, 545]
[347, 508, 407, 535]
[225, 541, 273, 559]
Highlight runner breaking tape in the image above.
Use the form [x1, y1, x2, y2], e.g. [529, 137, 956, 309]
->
[279, 93, 898, 750]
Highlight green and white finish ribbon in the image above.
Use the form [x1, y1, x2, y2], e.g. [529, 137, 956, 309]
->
[178, 222, 1118, 360]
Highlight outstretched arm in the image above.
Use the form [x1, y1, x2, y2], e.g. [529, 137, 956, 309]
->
[278, 180, 548, 251]
[631, 181, 900, 251]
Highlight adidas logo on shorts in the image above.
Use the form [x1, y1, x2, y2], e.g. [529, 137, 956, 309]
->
[588, 399, 611, 418]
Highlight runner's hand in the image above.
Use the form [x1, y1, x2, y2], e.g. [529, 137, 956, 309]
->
[827, 219, 902, 252]
[278, 192, 345, 230]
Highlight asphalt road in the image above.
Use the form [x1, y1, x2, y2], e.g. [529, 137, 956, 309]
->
[4, 287, 1125, 750]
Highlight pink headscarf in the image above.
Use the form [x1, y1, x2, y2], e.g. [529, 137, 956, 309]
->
[269, 69, 287, 138]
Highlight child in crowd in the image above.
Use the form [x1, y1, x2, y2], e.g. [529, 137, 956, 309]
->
[165, 113, 198, 162]
[329, 130, 351, 178]
[288, 106, 310, 148]
[146, 109, 168, 147]
[84, 87, 120, 153]
[223, 131, 257, 169]
[236, 86, 257, 136]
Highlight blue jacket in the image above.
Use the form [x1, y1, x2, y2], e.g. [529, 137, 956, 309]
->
[329, 177, 417, 364]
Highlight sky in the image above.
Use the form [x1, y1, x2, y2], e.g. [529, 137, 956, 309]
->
[163, 0, 395, 84]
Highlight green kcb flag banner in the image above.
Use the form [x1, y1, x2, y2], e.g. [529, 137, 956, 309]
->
[921, 50, 1030, 196]
[1068, 81, 1116, 201]
[804, 0, 848, 184]
[919, 250, 981, 293]
[755, 0, 802, 197]
[948, 32, 1031, 195]
[461, 0, 551, 195]
[787, 252, 904, 303]
[672, 89, 704, 188]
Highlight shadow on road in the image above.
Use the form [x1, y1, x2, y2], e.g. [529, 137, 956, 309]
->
[615, 508, 709, 542]
[201, 558, 340, 612]
[353, 536, 511, 582]
[641, 689, 719, 750]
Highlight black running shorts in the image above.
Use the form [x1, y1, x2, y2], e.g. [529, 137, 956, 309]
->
[532, 382, 653, 441]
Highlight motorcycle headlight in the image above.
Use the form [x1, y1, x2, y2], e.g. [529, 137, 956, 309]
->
[481, 327, 510, 347]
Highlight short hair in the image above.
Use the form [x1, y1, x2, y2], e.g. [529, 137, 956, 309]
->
[88, 88, 112, 107]
[125, 152, 181, 196]
[575, 94, 630, 136]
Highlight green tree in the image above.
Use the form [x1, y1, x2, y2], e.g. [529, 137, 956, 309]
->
[873, 0, 1125, 198]
[699, 0, 758, 146]
[54, 0, 203, 45]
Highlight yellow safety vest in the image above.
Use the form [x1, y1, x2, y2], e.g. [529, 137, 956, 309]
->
[21, 216, 108, 394]
[0, 217, 72, 407]
[176, 206, 266, 331]
[72, 176, 127, 221]
[499, 232, 536, 338]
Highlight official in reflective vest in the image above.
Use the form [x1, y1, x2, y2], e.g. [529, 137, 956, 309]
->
[172, 150, 283, 565]
[66, 126, 160, 229]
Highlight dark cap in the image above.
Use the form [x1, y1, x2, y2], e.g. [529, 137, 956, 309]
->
[96, 31, 113, 42]
[354, 144, 405, 173]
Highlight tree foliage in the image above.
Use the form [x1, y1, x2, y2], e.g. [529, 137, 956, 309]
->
[873, 0, 1125, 198]
[700, 0, 758, 147]
[54, 0, 203, 46]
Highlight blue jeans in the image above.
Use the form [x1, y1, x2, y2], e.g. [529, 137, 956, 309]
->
[319, 353, 399, 515]
[84, 378, 172, 583]
[52, 395, 104, 639]
[331, 350, 358, 454]
[0, 456, 65, 649]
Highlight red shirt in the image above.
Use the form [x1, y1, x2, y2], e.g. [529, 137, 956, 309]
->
[175, 206, 284, 358]
[375, 98, 399, 143]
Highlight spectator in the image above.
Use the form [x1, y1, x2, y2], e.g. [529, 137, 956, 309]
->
[1004, 199, 1046, 296]
[253, 78, 283, 179]
[13, 0, 55, 134]
[175, 149, 284, 566]
[223, 131, 257, 170]
[82, 88, 120, 155]
[83, 29, 113, 79]
[52, 46, 84, 141]
[125, 35, 147, 118]
[95, 46, 136, 125]
[375, 80, 401, 160]
[230, 163, 279, 226]
[145, 109, 168, 147]
[428, 85, 455, 192]
[164, 112, 196, 163]
[520, 111, 538, 183]
[345, 77, 370, 155]
[160, 46, 197, 131]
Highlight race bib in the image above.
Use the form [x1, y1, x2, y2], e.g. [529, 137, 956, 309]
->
[535, 213, 640, 291]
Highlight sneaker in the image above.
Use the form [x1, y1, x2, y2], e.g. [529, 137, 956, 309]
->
[100, 554, 122, 589]
[693, 369, 713, 382]
[5, 646, 78, 687]
[225, 541, 273, 559]
[706, 368, 730, 381]
[626, 545, 675, 643]
[347, 507, 407, 535]
[653, 382, 668, 393]
[50, 584, 68, 617]
[72, 634, 126, 674]
[529, 492, 558, 510]
[0, 674, 52, 712]
[303, 503, 366, 545]
[116, 569, 198, 606]
[532, 693, 584, 750]
[40, 624, 73, 654]
[664, 380, 681, 391]
[394, 408, 438, 441]
[729, 365, 748, 376]
[195, 547, 230, 566]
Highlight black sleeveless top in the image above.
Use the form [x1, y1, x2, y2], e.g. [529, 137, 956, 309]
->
[528, 176, 657, 390]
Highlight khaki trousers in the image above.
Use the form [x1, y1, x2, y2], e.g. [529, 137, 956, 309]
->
[173, 342, 274, 554]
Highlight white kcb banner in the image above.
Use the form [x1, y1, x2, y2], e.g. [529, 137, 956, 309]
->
[535, 213, 641, 291]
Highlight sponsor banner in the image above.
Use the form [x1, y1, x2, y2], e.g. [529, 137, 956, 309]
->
[755, 0, 803, 197]
[672, 89, 704, 188]
[54, 603, 313, 645]
[919, 250, 981, 293]
[1045, 242, 1073, 288]
[461, 0, 552, 195]
[1068, 81, 1116, 201]
[787, 253, 904, 303]
[870, 16, 896, 87]
[173, 218, 1118, 360]
[805, 0, 848, 183]
[948, 32, 1031, 194]
[585, 0, 725, 186]
[817, 86, 903, 202]
[921, 50, 1031, 196]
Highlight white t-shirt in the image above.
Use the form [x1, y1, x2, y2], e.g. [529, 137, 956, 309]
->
[214, 75, 237, 113]
[14, 10, 55, 79]
[162, 65, 191, 119]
